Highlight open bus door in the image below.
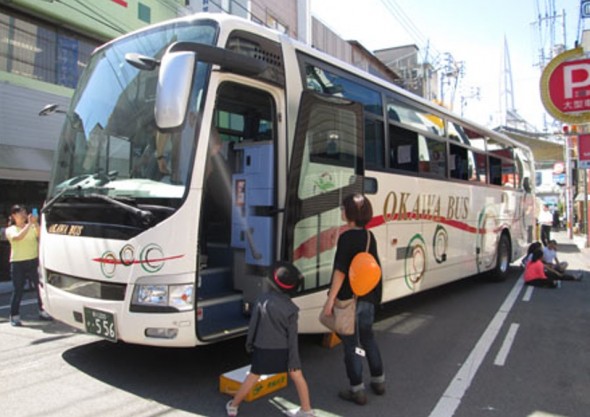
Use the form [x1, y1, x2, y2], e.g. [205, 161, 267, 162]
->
[196, 81, 280, 341]
[283, 91, 365, 296]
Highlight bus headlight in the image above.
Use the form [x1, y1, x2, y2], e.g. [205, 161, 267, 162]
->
[135, 285, 168, 306]
[169, 284, 194, 311]
[132, 284, 194, 311]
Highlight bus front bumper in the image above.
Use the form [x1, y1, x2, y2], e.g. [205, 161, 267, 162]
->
[41, 283, 200, 347]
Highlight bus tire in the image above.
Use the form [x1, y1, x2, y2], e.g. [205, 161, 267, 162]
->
[490, 233, 511, 281]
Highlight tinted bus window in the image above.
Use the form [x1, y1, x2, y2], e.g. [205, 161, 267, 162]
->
[389, 124, 418, 172]
[387, 96, 444, 137]
[366, 119, 385, 169]
[419, 135, 447, 178]
[305, 64, 382, 115]
[450, 143, 469, 180]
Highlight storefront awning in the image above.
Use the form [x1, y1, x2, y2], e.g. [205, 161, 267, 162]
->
[0, 144, 53, 182]
[496, 127, 564, 161]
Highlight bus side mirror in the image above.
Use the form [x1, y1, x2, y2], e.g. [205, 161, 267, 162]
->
[155, 50, 195, 130]
[523, 177, 531, 193]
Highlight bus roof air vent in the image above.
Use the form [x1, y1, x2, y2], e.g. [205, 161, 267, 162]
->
[226, 31, 285, 87]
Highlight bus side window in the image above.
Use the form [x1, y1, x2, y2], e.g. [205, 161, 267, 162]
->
[419, 135, 447, 178]
[365, 119, 385, 169]
[389, 124, 418, 172]
[489, 156, 502, 186]
[449, 143, 468, 180]
[502, 160, 516, 188]
[473, 151, 487, 183]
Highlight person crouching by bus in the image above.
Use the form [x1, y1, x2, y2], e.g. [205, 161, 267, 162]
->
[521, 241, 542, 269]
[225, 263, 314, 417]
[323, 194, 385, 406]
[542, 239, 582, 281]
[5, 205, 52, 326]
[524, 248, 558, 288]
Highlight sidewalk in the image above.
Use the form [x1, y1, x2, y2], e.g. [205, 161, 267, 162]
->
[550, 230, 590, 275]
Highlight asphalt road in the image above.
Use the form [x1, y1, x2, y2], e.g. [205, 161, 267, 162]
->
[1, 239, 589, 417]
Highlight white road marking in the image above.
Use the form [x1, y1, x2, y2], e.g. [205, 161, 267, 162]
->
[494, 322, 520, 366]
[522, 285, 534, 302]
[428, 277, 524, 417]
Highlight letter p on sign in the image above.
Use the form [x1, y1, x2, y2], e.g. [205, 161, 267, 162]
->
[564, 63, 590, 99]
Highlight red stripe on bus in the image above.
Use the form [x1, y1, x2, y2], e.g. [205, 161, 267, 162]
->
[92, 254, 184, 264]
[293, 215, 504, 261]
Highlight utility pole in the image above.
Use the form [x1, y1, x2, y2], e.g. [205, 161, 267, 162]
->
[439, 52, 463, 111]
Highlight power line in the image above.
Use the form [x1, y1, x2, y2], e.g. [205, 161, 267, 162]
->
[378, 0, 443, 63]
[52, 0, 129, 35]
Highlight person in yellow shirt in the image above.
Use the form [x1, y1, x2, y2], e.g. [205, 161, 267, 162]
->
[5, 205, 51, 326]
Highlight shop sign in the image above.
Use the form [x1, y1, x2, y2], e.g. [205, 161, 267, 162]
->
[579, 134, 590, 169]
[541, 47, 590, 124]
[553, 162, 564, 174]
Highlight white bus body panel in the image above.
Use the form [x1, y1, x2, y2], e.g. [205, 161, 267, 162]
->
[40, 191, 203, 347]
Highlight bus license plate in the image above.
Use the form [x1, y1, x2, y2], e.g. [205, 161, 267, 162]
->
[84, 307, 117, 342]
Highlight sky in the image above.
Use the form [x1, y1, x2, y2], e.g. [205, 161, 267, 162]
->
[311, 0, 581, 131]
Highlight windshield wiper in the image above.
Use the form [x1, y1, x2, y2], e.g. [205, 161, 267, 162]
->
[87, 193, 155, 227]
[41, 185, 81, 214]
[43, 186, 154, 227]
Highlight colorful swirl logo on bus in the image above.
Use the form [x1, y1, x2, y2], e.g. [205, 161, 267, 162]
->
[94, 243, 183, 278]
[404, 234, 427, 291]
[432, 225, 448, 264]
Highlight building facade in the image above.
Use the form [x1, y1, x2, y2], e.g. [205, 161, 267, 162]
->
[0, 0, 187, 278]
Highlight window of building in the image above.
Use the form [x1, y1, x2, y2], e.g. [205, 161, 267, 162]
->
[138, 3, 151, 24]
[266, 15, 287, 34]
[0, 10, 99, 88]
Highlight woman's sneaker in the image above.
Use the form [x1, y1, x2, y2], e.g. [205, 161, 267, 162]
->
[226, 400, 238, 417]
[10, 315, 22, 327]
[370, 381, 386, 395]
[338, 388, 367, 405]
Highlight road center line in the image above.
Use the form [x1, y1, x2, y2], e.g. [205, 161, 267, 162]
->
[522, 286, 534, 302]
[494, 322, 520, 366]
[428, 277, 524, 417]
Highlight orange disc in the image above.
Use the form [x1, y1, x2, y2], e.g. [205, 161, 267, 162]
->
[349, 253, 381, 296]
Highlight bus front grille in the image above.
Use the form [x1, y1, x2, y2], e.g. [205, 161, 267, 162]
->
[46, 270, 126, 301]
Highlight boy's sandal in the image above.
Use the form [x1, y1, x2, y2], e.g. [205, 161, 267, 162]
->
[226, 400, 238, 417]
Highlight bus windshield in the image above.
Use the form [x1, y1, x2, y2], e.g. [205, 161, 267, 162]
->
[48, 20, 218, 201]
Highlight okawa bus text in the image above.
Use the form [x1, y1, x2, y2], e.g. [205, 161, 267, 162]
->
[383, 192, 470, 222]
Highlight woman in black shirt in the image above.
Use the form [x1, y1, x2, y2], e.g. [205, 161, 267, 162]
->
[322, 194, 385, 405]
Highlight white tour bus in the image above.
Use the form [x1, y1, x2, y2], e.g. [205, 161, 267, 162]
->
[39, 13, 535, 347]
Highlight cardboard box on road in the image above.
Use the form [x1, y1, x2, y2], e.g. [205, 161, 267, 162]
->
[219, 365, 287, 402]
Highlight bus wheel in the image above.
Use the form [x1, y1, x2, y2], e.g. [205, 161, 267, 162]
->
[490, 234, 511, 281]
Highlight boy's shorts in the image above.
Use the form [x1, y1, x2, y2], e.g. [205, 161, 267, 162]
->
[251, 347, 289, 374]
